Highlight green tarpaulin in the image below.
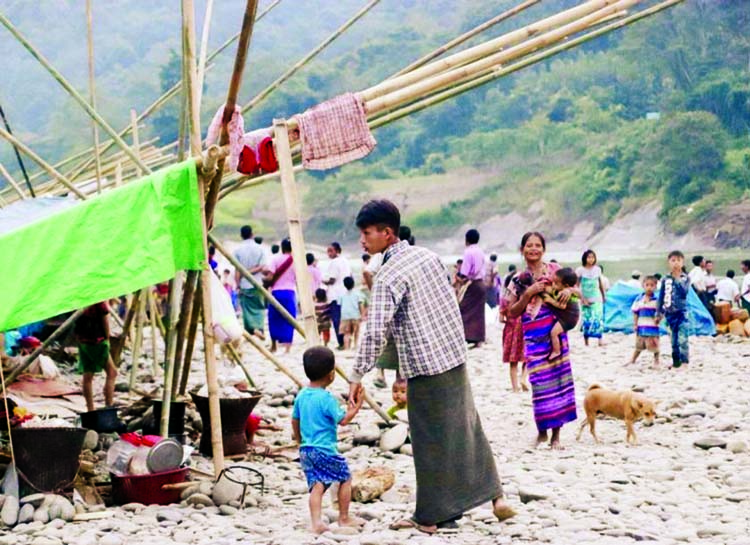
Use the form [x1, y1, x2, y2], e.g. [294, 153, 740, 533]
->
[0, 159, 205, 332]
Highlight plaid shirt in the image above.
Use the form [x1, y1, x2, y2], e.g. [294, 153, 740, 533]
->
[352, 241, 466, 382]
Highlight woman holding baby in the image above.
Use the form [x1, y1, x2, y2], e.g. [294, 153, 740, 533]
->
[505, 232, 578, 449]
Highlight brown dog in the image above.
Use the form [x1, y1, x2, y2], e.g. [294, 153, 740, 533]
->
[576, 384, 658, 445]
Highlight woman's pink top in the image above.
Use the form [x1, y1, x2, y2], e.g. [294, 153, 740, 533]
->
[269, 254, 296, 291]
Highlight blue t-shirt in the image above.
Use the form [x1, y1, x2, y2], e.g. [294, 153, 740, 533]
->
[337, 289, 364, 320]
[292, 387, 345, 455]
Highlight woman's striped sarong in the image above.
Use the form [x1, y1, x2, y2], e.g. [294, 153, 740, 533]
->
[522, 305, 577, 431]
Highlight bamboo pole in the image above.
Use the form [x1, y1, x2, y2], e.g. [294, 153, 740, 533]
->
[225, 343, 256, 389]
[128, 289, 147, 391]
[148, 291, 162, 373]
[366, 0, 641, 116]
[196, 0, 215, 110]
[243, 331, 304, 388]
[361, 0, 626, 103]
[56, 0, 282, 184]
[241, 0, 382, 114]
[114, 161, 123, 187]
[0, 12, 152, 175]
[183, 0, 225, 474]
[4, 308, 85, 385]
[85, 0, 103, 194]
[0, 162, 26, 200]
[171, 270, 198, 399]
[207, 233, 304, 336]
[392, 0, 541, 77]
[273, 119, 319, 345]
[112, 291, 141, 366]
[0, 127, 86, 199]
[371, 1, 684, 130]
[130, 110, 142, 177]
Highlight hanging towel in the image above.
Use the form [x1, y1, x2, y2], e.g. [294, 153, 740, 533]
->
[258, 137, 278, 173]
[206, 104, 245, 171]
[294, 92, 376, 170]
[237, 128, 274, 175]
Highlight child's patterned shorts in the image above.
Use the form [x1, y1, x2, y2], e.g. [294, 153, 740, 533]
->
[299, 446, 351, 491]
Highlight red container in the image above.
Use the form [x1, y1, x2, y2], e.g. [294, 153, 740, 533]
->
[110, 467, 189, 505]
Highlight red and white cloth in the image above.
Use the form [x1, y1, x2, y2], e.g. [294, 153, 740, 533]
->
[294, 92, 376, 170]
[205, 104, 245, 171]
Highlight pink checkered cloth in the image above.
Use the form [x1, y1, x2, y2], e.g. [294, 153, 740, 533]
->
[205, 104, 245, 171]
[294, 92, 376, 170]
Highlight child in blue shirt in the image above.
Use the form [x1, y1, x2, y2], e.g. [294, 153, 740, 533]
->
[657, 250, 691, 368]
[292, 346, 364, 534]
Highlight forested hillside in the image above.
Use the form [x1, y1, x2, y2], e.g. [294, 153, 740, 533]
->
[1, 1, 748, 247]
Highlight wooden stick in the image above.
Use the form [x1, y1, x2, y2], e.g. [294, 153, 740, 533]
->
[0, 127, 86, 199]
[112, 291, 141, 366]
[171, 270, 198, 400]
[179, 281, 202, 396]
[161, 272, 184, 437]
[0, 162, 26, 200]
[85, 0, 103, 194]
[392, 0, 541, 77]
[4, 308, 85, 385]
[361, 0, 625, 103]
[273, 119, 319, 345]
[128, 288, 147, 391]
[183, 0, 224, 475]
[147, 290, 162, 372]
[196, 0, 215, 110]
[366, 0, 641, 116]
[0, 12, 151, 175]
[225, 343, 256, 389]
[208, 233, 304, 336]
[241, 0, 382, 113]
[243, 331, 304, 388]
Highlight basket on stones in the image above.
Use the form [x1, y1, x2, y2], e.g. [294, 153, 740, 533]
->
[12, 426, 87, 495]
[190, 385, 262, 457]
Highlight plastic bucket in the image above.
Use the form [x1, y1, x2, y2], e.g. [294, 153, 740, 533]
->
[190, 391, 261, 457]
[13, 427, 87, 494]
[110, 467, 189, 505]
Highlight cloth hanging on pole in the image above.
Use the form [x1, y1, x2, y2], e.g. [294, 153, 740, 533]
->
[205, 104, 245, 171]
[294, 92, 376, 170]
[0, 160, 204, 332]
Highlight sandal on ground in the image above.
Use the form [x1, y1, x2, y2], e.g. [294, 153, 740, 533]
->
[373, 377, 387, 389]
[493, 500, 517, 522]
[436, 520, 460, 529]
[389, 518, 437, 534]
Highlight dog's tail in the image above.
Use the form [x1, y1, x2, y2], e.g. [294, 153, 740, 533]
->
[587, 384, 602, 392]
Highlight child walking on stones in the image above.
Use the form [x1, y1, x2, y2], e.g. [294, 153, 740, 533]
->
[292, 346, 365, 534]
[314, 289, 333, 347]
[657, 251, 691, 368]
[629, 275, 661, 367]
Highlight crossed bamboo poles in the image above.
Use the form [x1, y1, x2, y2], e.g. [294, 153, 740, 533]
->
[0, 0, 685, 474]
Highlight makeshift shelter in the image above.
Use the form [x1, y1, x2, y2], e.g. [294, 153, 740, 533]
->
[0, 0, 688, 477]
[604, 281, 716, 336]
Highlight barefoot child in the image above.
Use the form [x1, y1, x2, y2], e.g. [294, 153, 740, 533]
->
[629, 276, 661, 367]
[292, 347, 364, 534]
[386, 377, 407, 419]
[657, 251, 691, 368]
[541, 267, 581, 359]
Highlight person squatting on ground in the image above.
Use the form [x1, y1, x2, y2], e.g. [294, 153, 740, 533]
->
[75, 302, 117, 412]
[657, 251, 691, 368]
[292, 346, 364, 535]
[350, 199, 515, 534]
[629, 275, 661, 368]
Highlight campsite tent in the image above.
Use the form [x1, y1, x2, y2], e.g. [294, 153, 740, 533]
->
[604, 281, 715, 336]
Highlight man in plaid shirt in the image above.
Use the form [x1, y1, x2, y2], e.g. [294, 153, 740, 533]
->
[349, 200, 515, 534]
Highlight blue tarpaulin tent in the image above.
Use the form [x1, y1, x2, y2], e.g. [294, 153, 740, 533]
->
[604, 281, 715, 336]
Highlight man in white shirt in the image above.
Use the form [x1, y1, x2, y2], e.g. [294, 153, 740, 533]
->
[688, 255, 709, 310]
[323, 242, 352, 349]
[716, 270, 740, 305]
[740, 260, 750, 313]
[233, 225, 267, 338]
[624, 270, 643, 289]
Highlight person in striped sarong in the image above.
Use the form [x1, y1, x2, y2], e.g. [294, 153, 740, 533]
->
[505, 232, 579, 450]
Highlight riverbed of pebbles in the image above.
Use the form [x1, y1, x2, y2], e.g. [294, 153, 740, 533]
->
[2, 322, 749, 544]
